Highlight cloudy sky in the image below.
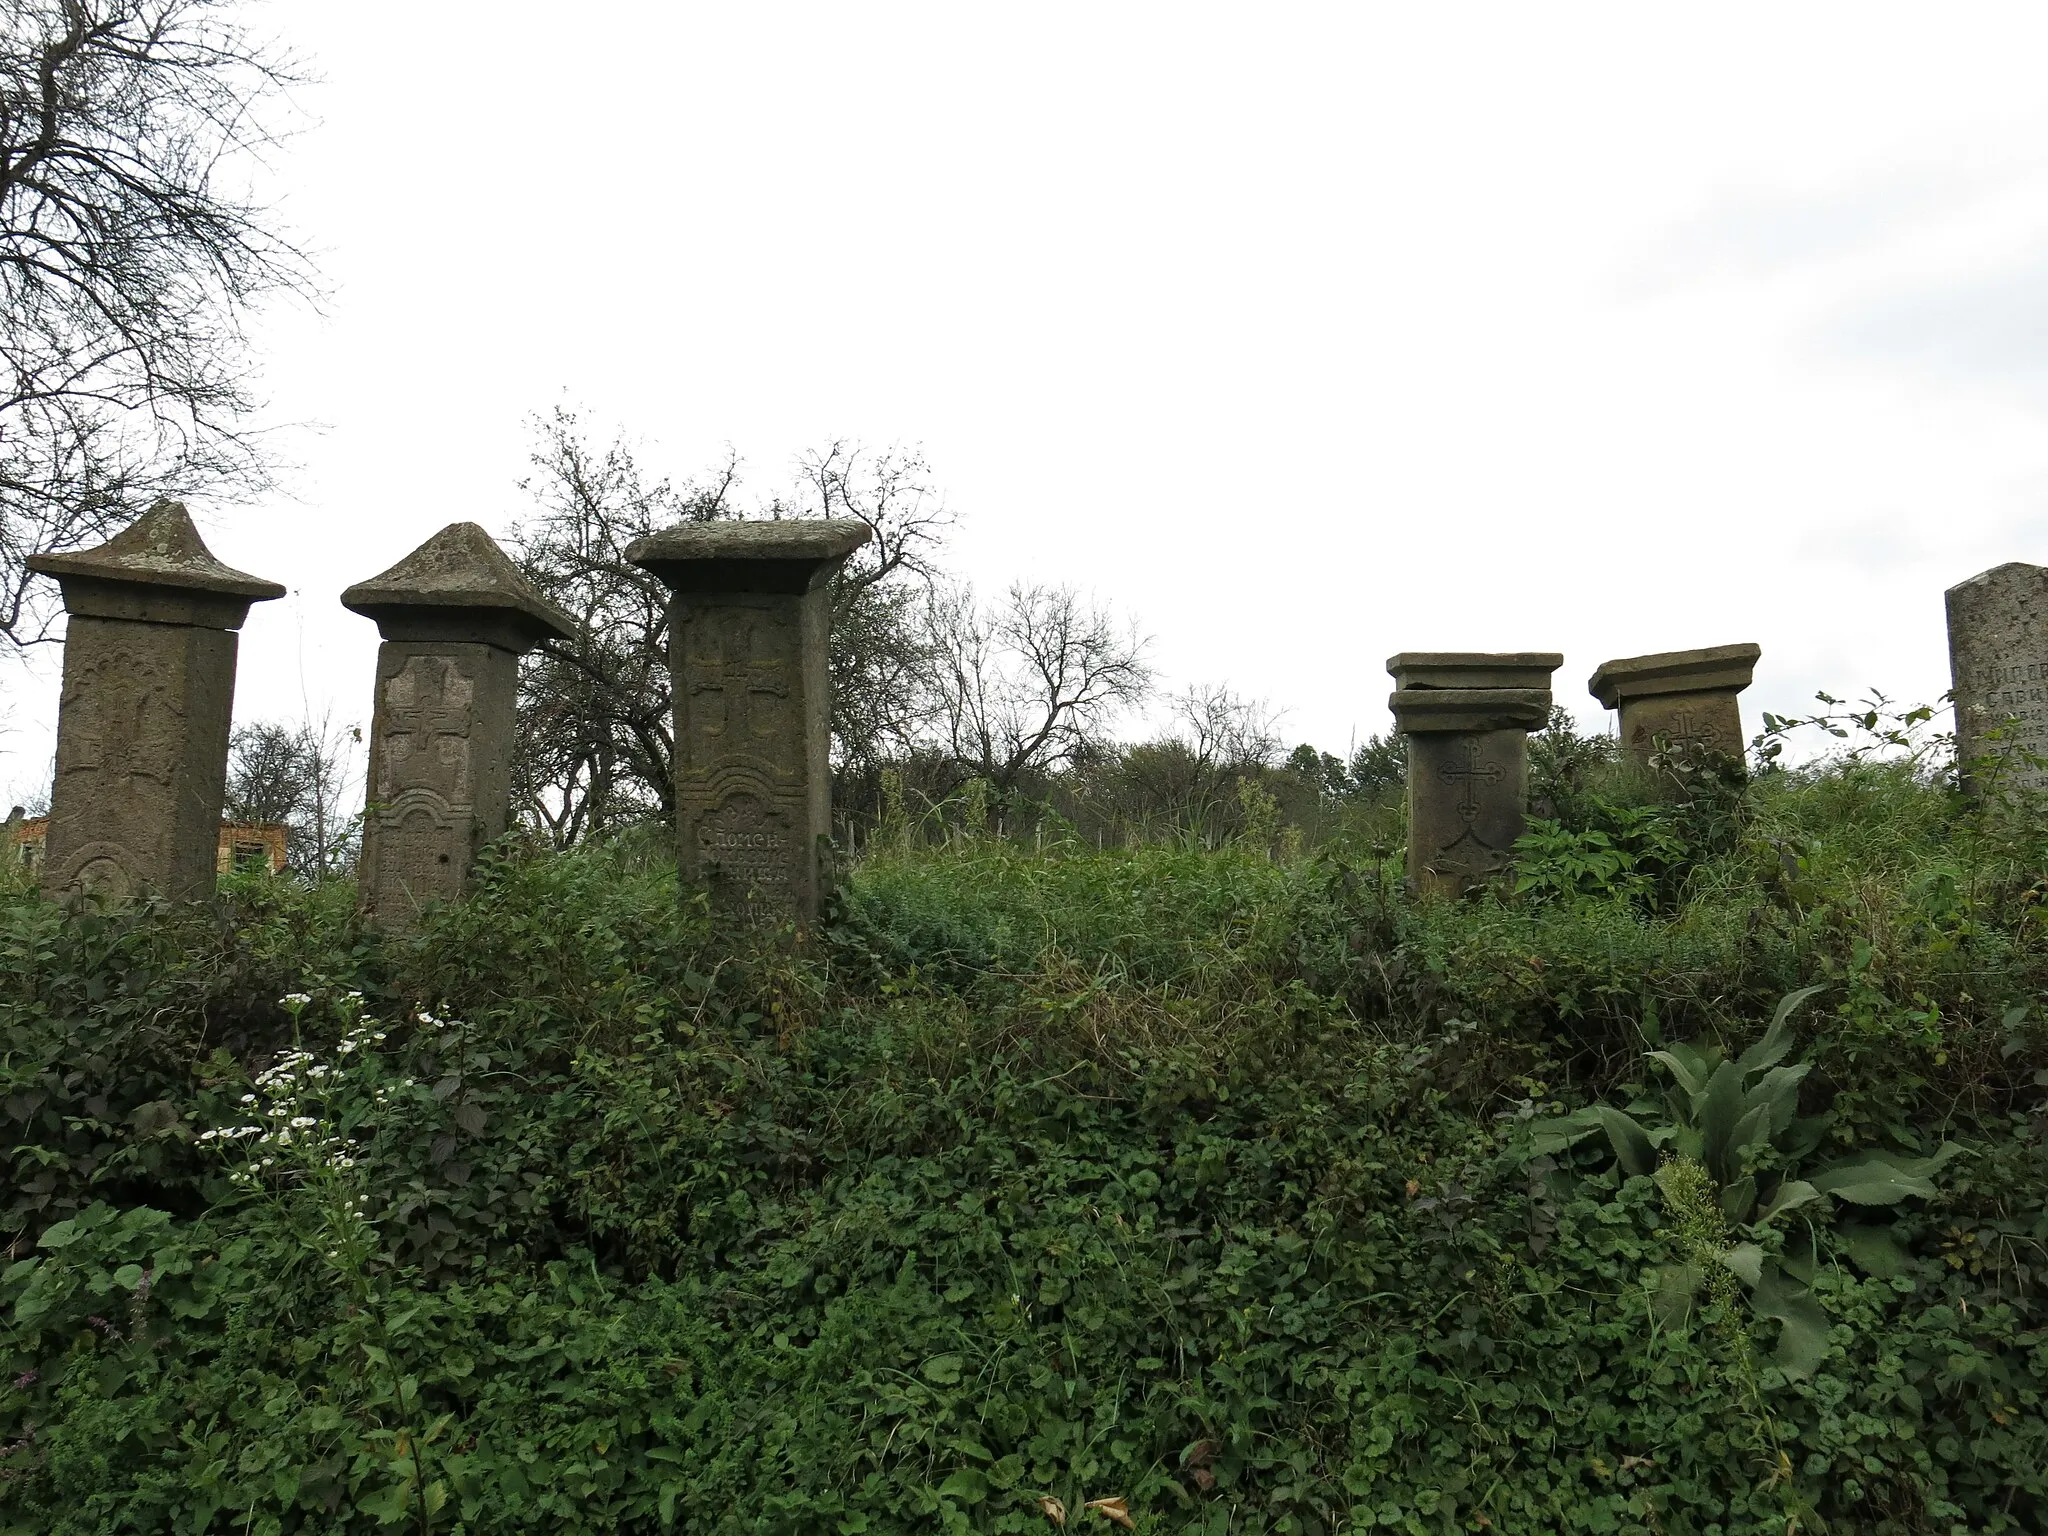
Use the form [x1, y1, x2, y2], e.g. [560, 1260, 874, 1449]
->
[9, 3, 2048, 802]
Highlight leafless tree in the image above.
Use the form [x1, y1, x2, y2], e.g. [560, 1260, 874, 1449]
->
[224, 710, 361, 877]
[509, 407, 731, 844]
[0, 0, 315, 647]
[920, 581, 1153, 794]
[783, 440, 952, 776]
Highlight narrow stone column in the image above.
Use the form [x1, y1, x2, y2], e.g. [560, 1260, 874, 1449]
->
[26, 500, 284, 901]
[1589, 643, 1760, 774]
[1946, 563, 2048, 793]
[625, 519, 871, 922]
[1387, 652, 1559, 898]
[342, 523, 574, 928]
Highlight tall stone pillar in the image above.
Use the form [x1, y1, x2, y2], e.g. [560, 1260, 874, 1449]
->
[1589, 643, 1760, 776]
[26, 500, 283, 901]
[342, 523, 574, 928]
[625, 519, 871, 922]
[1946, 563, 2048, 793]
[1387, 652, 1559, 898]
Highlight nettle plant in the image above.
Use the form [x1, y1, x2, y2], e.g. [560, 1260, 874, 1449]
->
[1534, 986, 1958, 1377]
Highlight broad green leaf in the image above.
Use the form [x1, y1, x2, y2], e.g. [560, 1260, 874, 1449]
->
[1836, 1223, 1909, 1277]
[1719, 1242, 1764, 1286]
[1593, 1106, 1656, 1178]
[1526, 1109, 1602, 1157]
[1736, 985, 1825, 1077]
[1727, 1103, 1773, 1169]
[1754, 1180, 1821, 1226]
[1809, 1158, 1936, 1205]
[1648, 1044, 1712, 1100]
[1720, 1174, 1757, 1224]
[1696, 1061, 1745, 1186]
[1650, 1263, 1702, 1329]
[938, 1469, 989, 1505]
[1753, 1262, 1831, 1380]
[921, 1354, 964, 1385]
[1782, 1114, 1830, 1162]
[1748, 1064, 1811, 1138]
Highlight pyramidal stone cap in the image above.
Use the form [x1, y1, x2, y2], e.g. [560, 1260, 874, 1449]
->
[27, 499, 285, 600]
[342, 522, 574, 647]
[626, 517, 872, 595]
[1588, 643, 1761, 710]
[1387, 652, 1564, 691]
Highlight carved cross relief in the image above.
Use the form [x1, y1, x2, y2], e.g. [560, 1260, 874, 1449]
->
[60, 649, 176, 797]
[380, 655, 475, 805]
[1433, 736, 1509, 875]
[685, 611, 792, 756]
[1635, 706, 1720, 757]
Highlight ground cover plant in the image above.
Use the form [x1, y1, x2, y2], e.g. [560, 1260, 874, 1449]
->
[3, 725, 2047, 1534]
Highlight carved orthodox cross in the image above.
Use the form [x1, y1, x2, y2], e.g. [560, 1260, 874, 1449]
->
[688, 616, 791, 742]
[1437, 737, 1504, 825]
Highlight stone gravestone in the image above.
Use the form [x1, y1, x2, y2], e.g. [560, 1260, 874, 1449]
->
[342, 523, 573, 928]
[1588, 643, 1760, 778]
[1387, 652, 1560, 898]
[1946, 562, 2048, 794]
[26, 500, 283, 901]
[625, 519, 871, 922]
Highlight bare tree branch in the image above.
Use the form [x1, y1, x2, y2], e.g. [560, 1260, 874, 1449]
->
[0, 0, 316, 647]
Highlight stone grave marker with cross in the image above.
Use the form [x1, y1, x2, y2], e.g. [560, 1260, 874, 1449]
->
[1388, 652, 1559, 898]
[343, 523, 573, 929]
[627, 519, 870, 923]
[1589, 643, 1760, 791]
[27, 500, 283, 901]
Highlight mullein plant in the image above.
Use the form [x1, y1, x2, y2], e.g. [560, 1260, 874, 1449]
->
[1532, 986, 1959, 1377]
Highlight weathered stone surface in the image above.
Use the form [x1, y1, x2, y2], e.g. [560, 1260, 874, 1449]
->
[344, 523, 573, 928]
[625, 518, 870, 922]
[1589, 643, 1760, 770]
[1947, 563, 2048, 792]
[1388, 652, 1564, 692]
[26, 501, 282, 901]
[1388, 652, 1558, 899]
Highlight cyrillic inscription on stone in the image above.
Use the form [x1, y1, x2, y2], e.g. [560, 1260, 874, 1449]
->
[695, 794, 795, 902]
[377, 792, 467, 907]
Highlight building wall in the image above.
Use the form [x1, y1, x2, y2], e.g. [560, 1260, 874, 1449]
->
[7, 816, 289, 876]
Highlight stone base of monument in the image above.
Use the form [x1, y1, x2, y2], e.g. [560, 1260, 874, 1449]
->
[1588, 643, 1759, 792]
[1388, 652, 1560, 900]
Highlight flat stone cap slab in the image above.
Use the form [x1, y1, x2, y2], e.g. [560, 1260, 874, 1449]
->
[26, 499, 284, 600]
[1389, 686, 1552, 734]
[342, 522, 574, 642]
[626, 518, 870, 566]
[1388, 652, 1563, 691]
[1589, 643, 1760, 709]
[627, 517, 871, 594]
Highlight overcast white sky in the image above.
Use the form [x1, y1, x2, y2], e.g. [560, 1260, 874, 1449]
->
[10, 3, 2048, 804]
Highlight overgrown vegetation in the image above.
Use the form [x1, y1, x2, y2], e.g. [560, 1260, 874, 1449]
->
[4, 719, 2047, 1534]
